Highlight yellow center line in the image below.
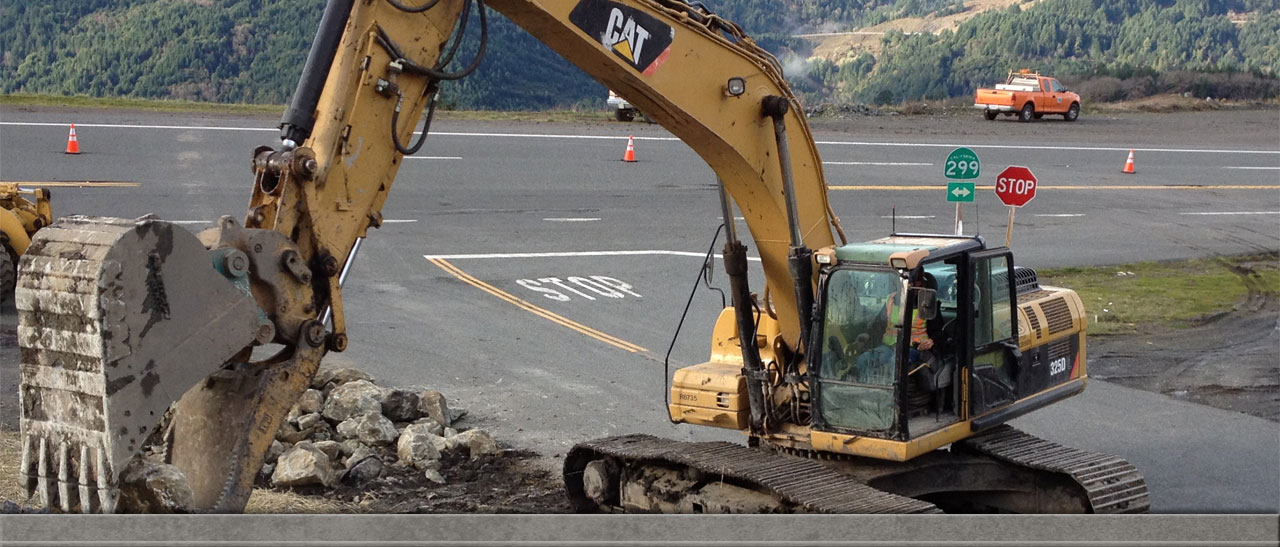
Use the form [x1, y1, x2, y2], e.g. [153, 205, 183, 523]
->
[831, 185, 1280, 190]
[427, 257, 647, 353]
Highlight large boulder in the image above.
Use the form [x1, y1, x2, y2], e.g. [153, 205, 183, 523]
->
[341, 456, 383, 485]
[117, 459, 194, 513]
[352, 411, 399, 446]
[322, 380, 384, 423]
[381, 389, 423, 422]
[418, 390, 451, 428]
[313, 440, 343, 461]
[272, 441, 334, 487]
[411, 417, 444, 437]
[297, 389, 325, 414]
[452, 429, 498, 460]
[330, 368, 375, 385]
[335, 418, 360, 441]
[396, 423, 443, 470]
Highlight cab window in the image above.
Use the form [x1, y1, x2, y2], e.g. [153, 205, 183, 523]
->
[974, 255, 1014, 347]
[816, 268, 902, 432]
[1050, 79, 1065, 93]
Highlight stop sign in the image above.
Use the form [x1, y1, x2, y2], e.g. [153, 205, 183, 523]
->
[995, 165, 1037, 207]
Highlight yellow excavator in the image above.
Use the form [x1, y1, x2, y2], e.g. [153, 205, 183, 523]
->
[14, 0, 1148, 513]
[1, 182, 52, 304]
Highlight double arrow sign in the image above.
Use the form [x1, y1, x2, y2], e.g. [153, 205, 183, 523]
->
[947, 182, 975, 202]
[945, 147, 979, 203]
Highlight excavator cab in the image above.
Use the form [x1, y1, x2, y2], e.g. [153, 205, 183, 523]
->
[807, 233, 1079, 460]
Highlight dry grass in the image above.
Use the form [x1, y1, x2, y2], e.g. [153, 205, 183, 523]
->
[245, 488, 364, 514]
[1, 428, 362, 513]
[0, 429, 36, 510]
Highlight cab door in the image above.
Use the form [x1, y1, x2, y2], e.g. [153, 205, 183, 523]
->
[1045, 78, 1067, 113]
[965, 249, 1019, 416]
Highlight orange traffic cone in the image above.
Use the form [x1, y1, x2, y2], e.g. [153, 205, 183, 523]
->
[64, 124, 81, 155]
[1121, 149, 1135, 174]
[622, 135, 636, 162]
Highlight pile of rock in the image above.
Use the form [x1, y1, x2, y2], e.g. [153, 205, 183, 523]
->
[262, 367, 497, 489]
[803, 102, 884, 119]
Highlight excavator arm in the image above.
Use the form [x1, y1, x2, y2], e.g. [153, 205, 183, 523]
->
[17, 0, 844, 512]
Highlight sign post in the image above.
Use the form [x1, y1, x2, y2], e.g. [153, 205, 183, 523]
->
[944, 148, 980, 235]
[994, 165, 1038, 247]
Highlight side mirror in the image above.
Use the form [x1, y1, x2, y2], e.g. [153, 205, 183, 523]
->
[915, 288, 938, 320]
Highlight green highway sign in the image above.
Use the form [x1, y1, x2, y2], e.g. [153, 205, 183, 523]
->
[944, 147, 980, 180]
[947, 182, 975, 202]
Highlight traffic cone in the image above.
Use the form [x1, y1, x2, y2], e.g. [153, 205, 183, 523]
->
[64, 124, 81, 155]
[622, 135, 636, 162]
[1121, 149, 1135, 174]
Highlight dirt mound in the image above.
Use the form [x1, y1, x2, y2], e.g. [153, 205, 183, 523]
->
[1089, 294, 1279, 421]
[264, 447, 570, 514]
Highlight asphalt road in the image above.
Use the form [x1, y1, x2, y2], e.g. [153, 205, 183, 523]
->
[1, 106, 1277, 513]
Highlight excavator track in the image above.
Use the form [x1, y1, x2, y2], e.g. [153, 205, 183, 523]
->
[566, 427, 1149, 514]
[564, 434, 942, 514]
[956, 425, 1150, 514]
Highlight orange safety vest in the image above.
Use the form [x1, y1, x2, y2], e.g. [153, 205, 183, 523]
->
[882, 297, 928, 346]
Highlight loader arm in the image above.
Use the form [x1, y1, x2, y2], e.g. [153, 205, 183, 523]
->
[18, 0, 843, 513]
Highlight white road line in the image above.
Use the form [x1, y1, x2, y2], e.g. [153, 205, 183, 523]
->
[813, 140, 1278, 155]
[879, 215, 935, 219]
[1035, 214, 1087, 217]
[1179, 211, 1280, 216]
[382, 219, 418, 223]
[403, 156, 462, 160]
[825, 161, 933, 166]
[543, 217, 601, 222]
[1222, 166, 1280, 170]
[1, 121, 275, 132]
[423, 250, 762, 262]
[4, 121, 1275, 155]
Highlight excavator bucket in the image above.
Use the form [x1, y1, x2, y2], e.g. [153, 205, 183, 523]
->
[16, 216, 262, 512]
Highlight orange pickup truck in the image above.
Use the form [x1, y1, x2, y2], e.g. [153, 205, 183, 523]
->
[974, 70, 1080, 122]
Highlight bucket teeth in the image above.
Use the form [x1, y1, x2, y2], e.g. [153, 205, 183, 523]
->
[19, 433, 34, 499]
[57, 441, 72, 513]
[36, 437, 51, 508]
[18, 432, 113, 513]
[78, 445, 93, 513]
[97, 446, 117, 513]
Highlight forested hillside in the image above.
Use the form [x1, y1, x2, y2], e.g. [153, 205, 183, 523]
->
[796, 0, 1280, 104]
[1, 0, 1277, 109]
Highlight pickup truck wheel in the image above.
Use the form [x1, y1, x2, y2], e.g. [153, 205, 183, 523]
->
[984, 111, 997, 121]
[1064, 103, 1080, 122]
[1019, 103, 1034, 122]
[614, 109, 634, 122]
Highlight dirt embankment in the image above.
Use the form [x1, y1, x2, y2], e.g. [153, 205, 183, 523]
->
[1089, 295, 1279, 422]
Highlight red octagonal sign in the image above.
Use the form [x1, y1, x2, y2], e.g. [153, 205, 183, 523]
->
[995, 165, 1037, 207]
